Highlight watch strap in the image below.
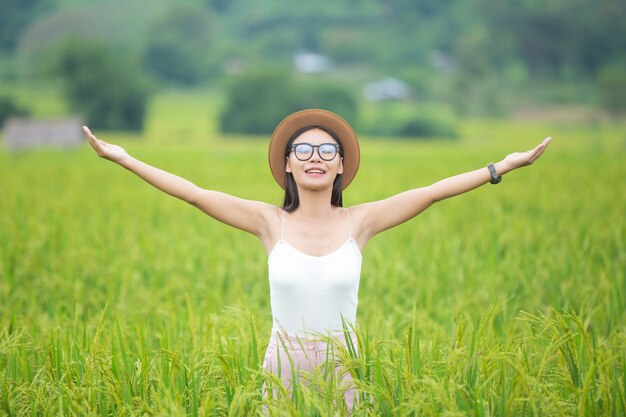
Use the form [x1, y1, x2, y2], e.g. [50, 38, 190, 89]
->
[487, 162, 502, 184]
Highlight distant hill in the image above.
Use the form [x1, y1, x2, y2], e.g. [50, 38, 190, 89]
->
[2, 0, 624, 114]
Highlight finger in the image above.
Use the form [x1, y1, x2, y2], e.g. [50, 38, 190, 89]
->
[532, 137, 551, 149]
[529, 143, 549, 163]
[530, 137, 551, 157]
[83, 126, 104, 154]
[83, 126, 96, 142]
[530, 137, 552, 162]
[82, 126, 96, 146]
[529, 151, 542, 163]
[87, 134, 100, 152]
[525, 144, 543, 162]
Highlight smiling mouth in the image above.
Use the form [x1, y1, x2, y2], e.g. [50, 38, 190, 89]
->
[305, 169, 325, 174]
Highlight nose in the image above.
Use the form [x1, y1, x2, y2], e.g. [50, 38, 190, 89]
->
[309, 147, 322, 162]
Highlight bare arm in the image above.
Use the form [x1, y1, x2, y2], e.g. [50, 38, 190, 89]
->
[83, 126, 272, 237]
[355, 137, 552, 241]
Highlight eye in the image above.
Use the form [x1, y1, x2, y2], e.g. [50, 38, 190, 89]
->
[294, 144, 312, 158]
[319, 144, 336, 159]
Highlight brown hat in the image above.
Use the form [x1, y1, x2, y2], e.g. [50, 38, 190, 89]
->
[268, 109, 360, 190]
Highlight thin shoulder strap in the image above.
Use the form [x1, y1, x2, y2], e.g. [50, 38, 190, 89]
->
[345, 208, 352, 239]
[281, 209, 286, 241]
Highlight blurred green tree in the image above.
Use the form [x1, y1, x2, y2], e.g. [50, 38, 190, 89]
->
[142, 5, 213, 85]
[0, 96, 29, 124]
[203, 0, 234, 13]
[597, 62, 626, 116]
[220, 70, 358, 134]
[6, 0, 626, 115]
[0, 0, 52, 52]
[220, 70, 298, 135]
[51, 39, 150, 131]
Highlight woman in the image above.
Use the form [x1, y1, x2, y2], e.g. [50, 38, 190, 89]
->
[83, 109, 551, 410]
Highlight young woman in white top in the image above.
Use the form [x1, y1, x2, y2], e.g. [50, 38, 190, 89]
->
[83, 109, 551, 409]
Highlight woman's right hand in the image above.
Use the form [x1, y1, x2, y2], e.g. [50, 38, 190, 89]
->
[83, 126, 129, 163]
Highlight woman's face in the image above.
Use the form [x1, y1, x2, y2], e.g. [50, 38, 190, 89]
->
[285, 128, 344, 191]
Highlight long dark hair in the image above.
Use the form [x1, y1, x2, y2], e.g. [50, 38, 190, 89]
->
[282, 125, 344, 212]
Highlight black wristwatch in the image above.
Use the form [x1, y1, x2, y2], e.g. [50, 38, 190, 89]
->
[487, 162, 502, 184]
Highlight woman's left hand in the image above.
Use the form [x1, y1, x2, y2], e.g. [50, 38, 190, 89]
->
[503, 136, 552, 171]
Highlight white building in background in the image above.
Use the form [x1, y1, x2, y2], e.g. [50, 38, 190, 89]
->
[363, 77, 412, 101]
[222, 57, 246, 75]
[294, 50, 332, 74]
[429, 50, 455, 73]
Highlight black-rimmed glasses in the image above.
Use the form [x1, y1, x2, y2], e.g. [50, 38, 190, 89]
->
[289, 143, 340, 161]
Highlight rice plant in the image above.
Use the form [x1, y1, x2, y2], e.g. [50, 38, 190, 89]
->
[1, 118, 625, 416]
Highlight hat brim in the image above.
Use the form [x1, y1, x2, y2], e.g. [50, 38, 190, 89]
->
[268, 109, 360, 191]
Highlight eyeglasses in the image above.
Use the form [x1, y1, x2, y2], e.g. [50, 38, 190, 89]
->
[289, 143, 341, 161]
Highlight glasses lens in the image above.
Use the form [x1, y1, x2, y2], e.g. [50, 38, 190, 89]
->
[294, 144, 313, 160]
[319, 144, 337, 160]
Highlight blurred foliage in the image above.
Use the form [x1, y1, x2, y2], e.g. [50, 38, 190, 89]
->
[220, 70, 295, 135]
[0, 95, 29, 124]
[50, 39, 150, 131]
[220, 70, 358, 135]
[361, 103, 459, 139]
[142, 5, 214, 85]
[597, 62, 626, 117]
[0, 0, 52, 52]
[12, 0, 167, 78]
[2, 0, 625, 125]
[4, 0, 624, 81]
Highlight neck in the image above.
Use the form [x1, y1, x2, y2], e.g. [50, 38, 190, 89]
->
[295, 186, 336, 218]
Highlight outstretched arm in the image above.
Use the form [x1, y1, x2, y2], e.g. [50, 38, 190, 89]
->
[354, 137, 552, 241]
[83, 127, 273, 237]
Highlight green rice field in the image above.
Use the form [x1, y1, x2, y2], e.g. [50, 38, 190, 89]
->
[1, 96, 625, 415]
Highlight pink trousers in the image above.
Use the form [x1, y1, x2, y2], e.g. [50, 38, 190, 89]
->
[262, 329, 357, 411]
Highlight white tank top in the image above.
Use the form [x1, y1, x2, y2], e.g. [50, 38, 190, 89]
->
[268, 208, 362, 336]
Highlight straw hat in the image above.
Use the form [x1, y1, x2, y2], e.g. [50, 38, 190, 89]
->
[268, 109, 360, 190]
